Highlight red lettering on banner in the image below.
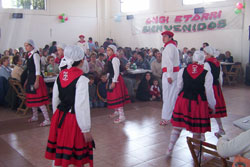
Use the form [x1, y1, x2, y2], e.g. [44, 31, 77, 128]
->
[209, 12, 218, 20]
[191, 14, 201, 21]
[152, 16, 158, 24]
[183, 15, 193, 22]
[201, 13, 209, 21]
[146, 18, 151, 24]
[218, 10, 222, 18]
[175, 16, 182, 23]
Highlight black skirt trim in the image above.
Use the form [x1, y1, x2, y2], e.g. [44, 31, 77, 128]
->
[107, 97, 130, 106]
[172, 117, 211, 128]
[173, 112, 210, 121]
[26, 98, 49, 104]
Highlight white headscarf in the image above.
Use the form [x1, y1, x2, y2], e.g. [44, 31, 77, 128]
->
[108, 45, 117, 54]
[59, 45, 85, 69]
[57, 43, 66, 50]
[193, 51, 205, 65]
[25, 39, 36, 48]
[204, 46, 215, 56]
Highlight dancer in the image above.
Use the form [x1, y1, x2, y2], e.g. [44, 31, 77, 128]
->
[45, 45, 94, 167]
[166, 51, 216, 156]
[24, 39, 50, 126]
[204, 46, 227, 137]
[106, 45, 130, 123]
[160, 31, 180, 125]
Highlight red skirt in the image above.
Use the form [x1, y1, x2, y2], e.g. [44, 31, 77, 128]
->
[45, 109, 94, 167]
[26, 76, 49, 107]
[171, 92, 211, 133]
[107, 75, 130, 109]
[209, 84, 227, 118]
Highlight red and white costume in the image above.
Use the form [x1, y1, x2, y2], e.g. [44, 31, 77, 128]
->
[150, 85, 161, 97]
[161, 39, 180, 121]
[106, 54, 130, 109]
[45, 67, 94, 167]
[204, 57, 227, 118]
[77, 41, 89, 54]
[171, 63, 216, 133]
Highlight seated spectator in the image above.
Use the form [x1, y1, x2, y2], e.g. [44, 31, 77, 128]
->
[55, 43, 66, 64]
[150, 79, 161, 101]
[217, 129, 250, 161]
[217, 53, 226, 62]
[183, 51, 193, 66]
[151, 50, 162, 79]
[117, 48, 129, 66]
[49, 41, 57, 55]
[11, 55, 24, 81]
[136, 52, 150, 69]
[41, 48, 49, 72]
[4, 50, 10, 57]
[89, 52, 102, 76]
[46, 56, 59, 75]
[136, 72, 153, 101]
[224, 51, 234, 63]
[97, 73, 107, 107]
[0, 56, 11, 80]
[96, 53, 105, 70]
[88, 75, 97, 108]
[95, 41, 99, 50]
[129, 51, 137, 65]
[103, 38, 110, 50]
[88, 37, 96, 52]
[148, 49, 156, 65]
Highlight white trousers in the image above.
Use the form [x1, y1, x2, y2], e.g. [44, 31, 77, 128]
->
[161, 72, 178, 120]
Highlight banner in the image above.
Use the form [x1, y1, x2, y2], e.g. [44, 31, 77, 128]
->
[131, 7, 243, 35]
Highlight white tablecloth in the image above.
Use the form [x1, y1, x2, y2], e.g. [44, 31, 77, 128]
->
[44, 76, 57, 83]
[233, 115, 250, 131]
[127, 69, 152, 74]
[220, 62, 235, 65]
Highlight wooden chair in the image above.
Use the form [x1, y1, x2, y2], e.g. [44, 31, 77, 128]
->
[9, 78, 30, 115]
[187, 137, 233, 167]
[224, 63, 242, 85]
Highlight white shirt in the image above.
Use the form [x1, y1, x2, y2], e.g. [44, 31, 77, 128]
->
[77, 41, 89, 54]
[161, 43, 180, 78]
[29, 49, 41, 76]
[177, 68, 216, 110]
[204, 62, 223, 87]
[52, 75, 91, 133]
[217, 129, 250, 159]
[81, 57, 89, 74]
[111, 57, 120, 83]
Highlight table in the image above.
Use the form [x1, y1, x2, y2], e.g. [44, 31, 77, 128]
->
[127, 69, 152, 74]
[44, 76, 57, 83]
[220, 62, 235, 65]
[233, 115, 250, 131]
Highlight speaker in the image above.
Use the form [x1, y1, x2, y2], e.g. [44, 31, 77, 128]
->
[12, 13, 23, 19]
[126, 15, 134, 20]
[194, 7, 205, 14]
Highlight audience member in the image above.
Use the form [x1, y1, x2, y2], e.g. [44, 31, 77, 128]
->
[97, 73, 107, 107]
[136, 52, 150, 69]
[88, 37, 96, 52]
[136, 72, 153, 101]
[88, 75, 97, 108]
[47, 56, 59, 75]
[0, 56, 11, 80]
[11, 55, 24, 81]
[224, 51, 234, 63]
[150, 79, 161, 101]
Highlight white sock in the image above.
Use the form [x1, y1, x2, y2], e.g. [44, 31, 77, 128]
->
[215, 118, 224, 132]
[32, 107, 38, 119]
[118, 107, 125, 118]
[40, 105, 50, 122]
[168, 128, 182, 151]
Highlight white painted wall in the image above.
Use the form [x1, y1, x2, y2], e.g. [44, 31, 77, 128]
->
[0, 0, 98, 52]
[106, 0, 249, 65]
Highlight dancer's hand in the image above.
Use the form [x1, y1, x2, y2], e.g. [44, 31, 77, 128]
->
[110, 82, 116, 89]
[167, 77, 173, 84]
[84, 132, 93, 143]
[34, 80, 39, 89]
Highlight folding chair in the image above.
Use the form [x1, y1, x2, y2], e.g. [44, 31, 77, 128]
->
[224, 63, 242, 85]
[187, 137, 233, 167]
[9, 78, 30, 115]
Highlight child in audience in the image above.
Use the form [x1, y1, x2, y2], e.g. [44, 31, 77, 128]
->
[88, 75, 97, 108]
[150, 79, 161, 101]
[97, 73, 107, 107]
[166, 51, 216, 157]
[47, 56, 59, 75]
[204, 46, 227, 138]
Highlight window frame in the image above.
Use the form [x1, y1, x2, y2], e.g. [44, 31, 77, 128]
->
[120, 0, 150, 14]
[183, 0, 226, 6]
[1, 0, 47, 10]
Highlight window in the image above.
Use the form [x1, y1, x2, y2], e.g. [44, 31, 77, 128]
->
[183, 0, 225, 5]
[121, 0, 149, 13]
[2, 0, 46, 10]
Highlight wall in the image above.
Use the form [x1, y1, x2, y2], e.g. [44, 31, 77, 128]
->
[106, 0, 249, 64]
[0, 0, 98, 52]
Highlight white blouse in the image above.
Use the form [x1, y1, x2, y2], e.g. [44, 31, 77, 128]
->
[29, 49, 41, 76]
[177, 68, 216, 111]
[52, 75, 91, 133]
[161, 43, 180, 79]
[111, 57, 120, 83]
